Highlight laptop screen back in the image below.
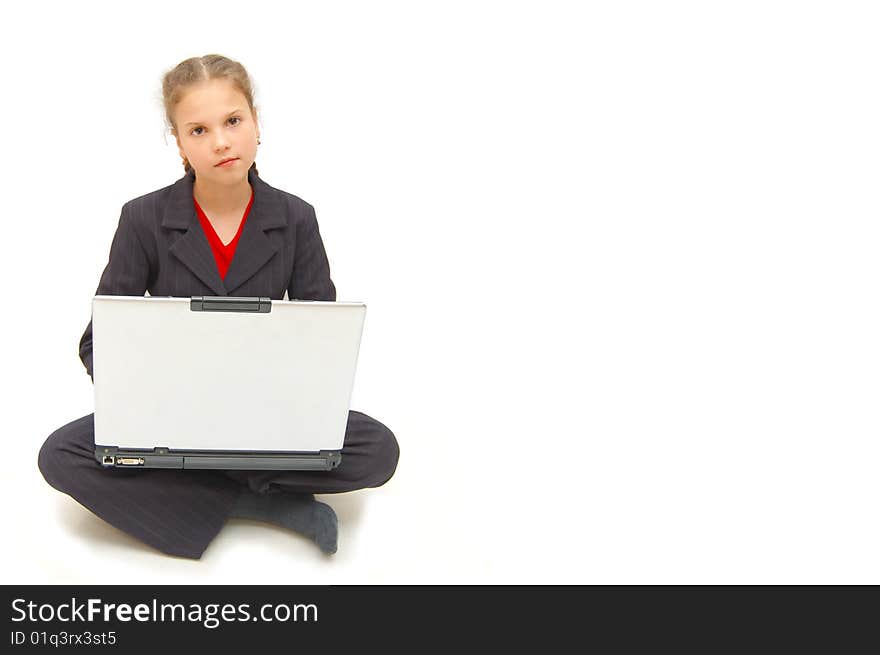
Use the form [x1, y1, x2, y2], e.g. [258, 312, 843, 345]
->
[92, 296, 365, 452]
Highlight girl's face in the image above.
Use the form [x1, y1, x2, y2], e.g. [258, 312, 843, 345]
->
[173, 79, 260, 186]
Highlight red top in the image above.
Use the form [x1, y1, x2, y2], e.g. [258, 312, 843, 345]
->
[193, 187, 254, 279]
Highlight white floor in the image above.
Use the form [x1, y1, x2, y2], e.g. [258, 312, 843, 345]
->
[11, 417, 505, 585]
[12, 393, 880, 585]
[16, 472, 448, 585]
[10, 393, 544, 585]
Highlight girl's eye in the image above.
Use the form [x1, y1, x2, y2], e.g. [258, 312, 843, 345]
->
[190, 117, 240, 136]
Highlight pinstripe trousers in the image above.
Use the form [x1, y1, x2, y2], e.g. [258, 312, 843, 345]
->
[37, 410, 399, 559]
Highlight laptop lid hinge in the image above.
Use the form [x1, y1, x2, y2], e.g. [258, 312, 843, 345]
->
[190, 296, 272, 313]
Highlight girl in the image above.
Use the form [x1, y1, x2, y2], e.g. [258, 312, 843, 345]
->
[37, 54, 400, 559]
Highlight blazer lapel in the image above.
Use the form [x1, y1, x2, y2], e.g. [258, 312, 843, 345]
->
[161, 168, 287, 296]
[224, 169, 286, 294]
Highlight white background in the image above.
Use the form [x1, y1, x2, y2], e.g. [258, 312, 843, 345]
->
[2, 0, 879, 583]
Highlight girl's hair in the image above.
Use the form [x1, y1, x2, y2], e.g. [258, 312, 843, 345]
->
[161, 54, 259, 176]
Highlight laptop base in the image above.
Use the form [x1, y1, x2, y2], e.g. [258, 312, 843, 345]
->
[95, 446, 342, 471]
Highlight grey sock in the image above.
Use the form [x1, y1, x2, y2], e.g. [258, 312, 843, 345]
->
[229, 490, 338, 554]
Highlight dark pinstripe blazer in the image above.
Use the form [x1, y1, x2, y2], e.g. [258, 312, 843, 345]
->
[78, 167, 336, 380]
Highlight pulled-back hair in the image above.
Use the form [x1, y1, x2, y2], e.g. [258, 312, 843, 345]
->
[161, 54, 259, 176]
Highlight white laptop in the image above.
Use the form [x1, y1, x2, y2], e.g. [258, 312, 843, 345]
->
[91, 295, 365, 471]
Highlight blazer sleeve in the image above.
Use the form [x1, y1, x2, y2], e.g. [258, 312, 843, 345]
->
[78, 203, 151, 381]
[288, 204, 336, 302]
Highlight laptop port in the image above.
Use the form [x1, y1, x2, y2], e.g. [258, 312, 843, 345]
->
[116, 457, 145, 466]
[101, 455, 114, 466]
